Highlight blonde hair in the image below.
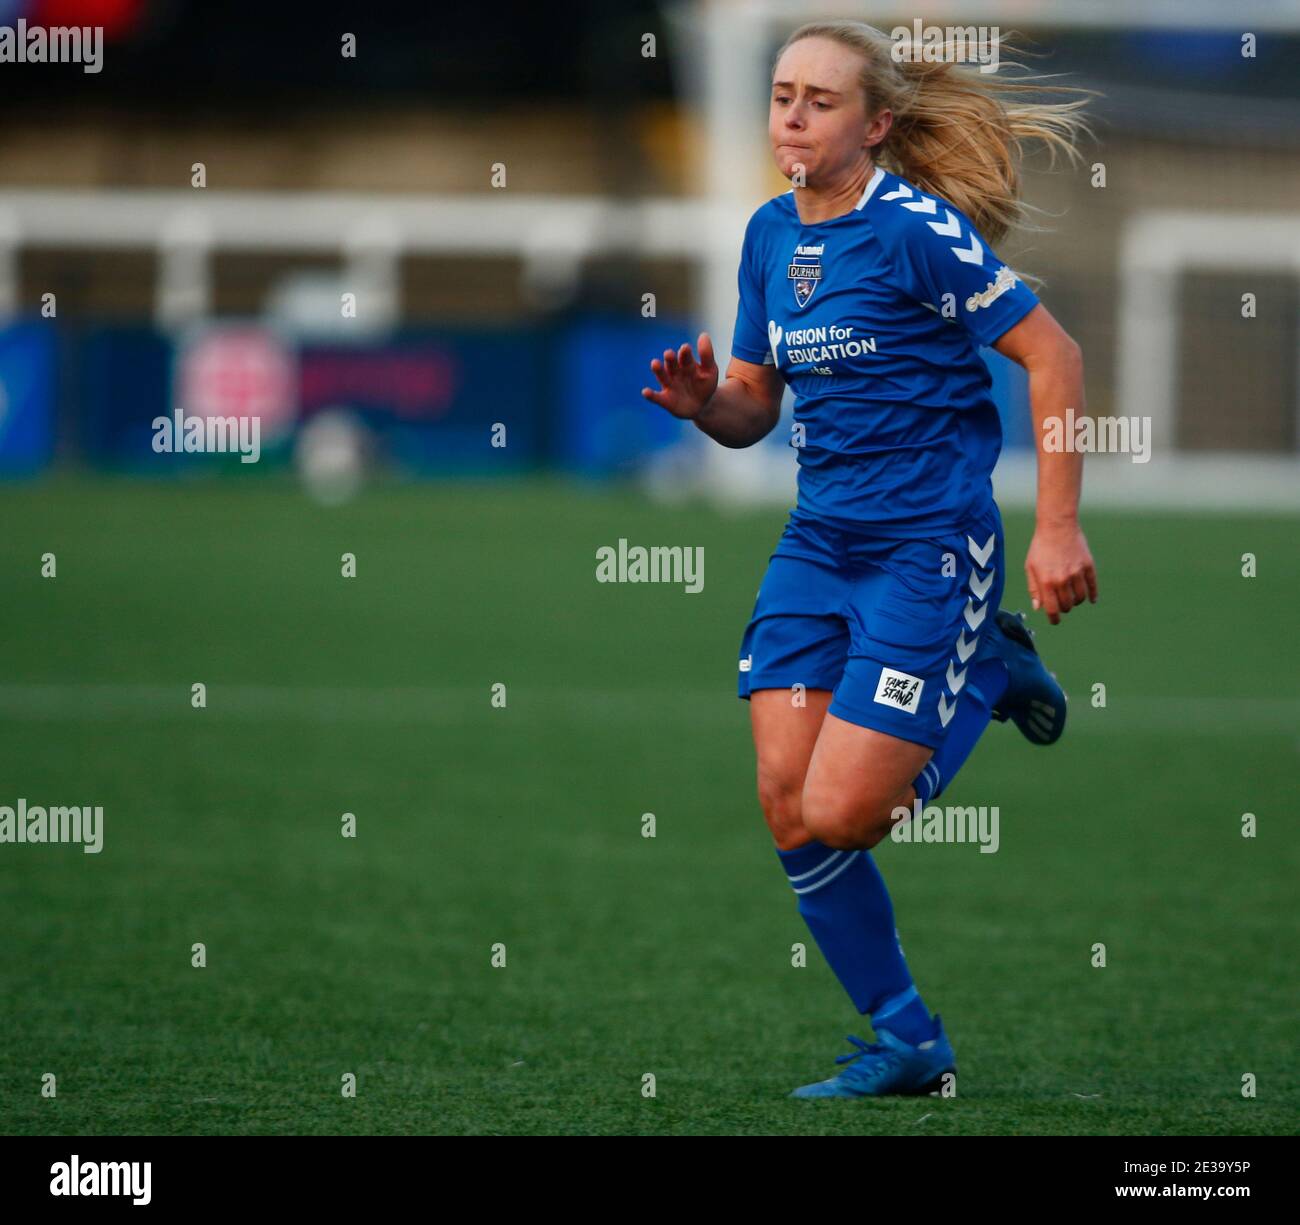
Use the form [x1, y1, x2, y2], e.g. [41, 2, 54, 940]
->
[776, 21, 1094, 245]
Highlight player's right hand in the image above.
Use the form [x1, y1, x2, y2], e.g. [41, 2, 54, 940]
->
[641, 332, 719, 420]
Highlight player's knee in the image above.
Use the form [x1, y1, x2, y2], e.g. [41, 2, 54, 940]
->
[756, 766, 808, 850]
[801, 799, 870, 850]
[801, 783, 894, 851]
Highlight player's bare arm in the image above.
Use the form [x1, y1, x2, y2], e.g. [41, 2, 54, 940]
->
[994, 304, 1099, 625]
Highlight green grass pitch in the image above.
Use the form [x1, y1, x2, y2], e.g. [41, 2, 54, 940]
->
[0, 477, 1295, 1135]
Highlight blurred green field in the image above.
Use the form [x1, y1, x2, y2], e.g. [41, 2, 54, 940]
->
[0, 476, 1296, 1136]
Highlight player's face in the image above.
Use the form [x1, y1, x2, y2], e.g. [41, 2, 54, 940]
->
[769, 38, 878, 186]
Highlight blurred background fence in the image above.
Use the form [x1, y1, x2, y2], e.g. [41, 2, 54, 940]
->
[1, 0, 1297, 507]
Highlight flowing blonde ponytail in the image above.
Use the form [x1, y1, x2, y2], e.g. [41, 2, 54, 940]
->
[775, 21, 1094, 246]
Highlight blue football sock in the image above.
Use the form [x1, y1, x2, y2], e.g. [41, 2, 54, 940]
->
[913, 657, 1008, 803]
[777, 840, 931, 1036]
[871, 985, 937, 1045]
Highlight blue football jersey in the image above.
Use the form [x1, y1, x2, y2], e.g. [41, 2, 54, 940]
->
[730, 165, 1040, 533]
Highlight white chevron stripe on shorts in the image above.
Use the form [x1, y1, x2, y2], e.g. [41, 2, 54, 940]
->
[939, 550, 997, 730]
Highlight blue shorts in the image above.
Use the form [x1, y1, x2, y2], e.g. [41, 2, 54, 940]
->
[737, 501, 1006, 749]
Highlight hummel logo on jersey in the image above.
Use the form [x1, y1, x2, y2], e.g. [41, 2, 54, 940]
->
[739, 654, 752, 673]
[874, 668, 924, 713]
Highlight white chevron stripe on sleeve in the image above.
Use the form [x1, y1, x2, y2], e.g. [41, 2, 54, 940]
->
[927, 209, 962, 238]
[952, 233, 983, 265]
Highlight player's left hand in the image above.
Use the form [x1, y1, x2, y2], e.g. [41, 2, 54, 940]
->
[1025, 521, 1097, 625]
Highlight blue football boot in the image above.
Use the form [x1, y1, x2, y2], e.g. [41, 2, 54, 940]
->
[790, 1016, 956, 1099]
[979, 609, 1067, 745]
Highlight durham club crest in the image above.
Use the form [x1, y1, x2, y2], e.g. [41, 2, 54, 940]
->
[788, 243, 824, 309]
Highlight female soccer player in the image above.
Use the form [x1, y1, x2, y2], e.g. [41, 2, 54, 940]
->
[642, 21, 1098, 1098]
